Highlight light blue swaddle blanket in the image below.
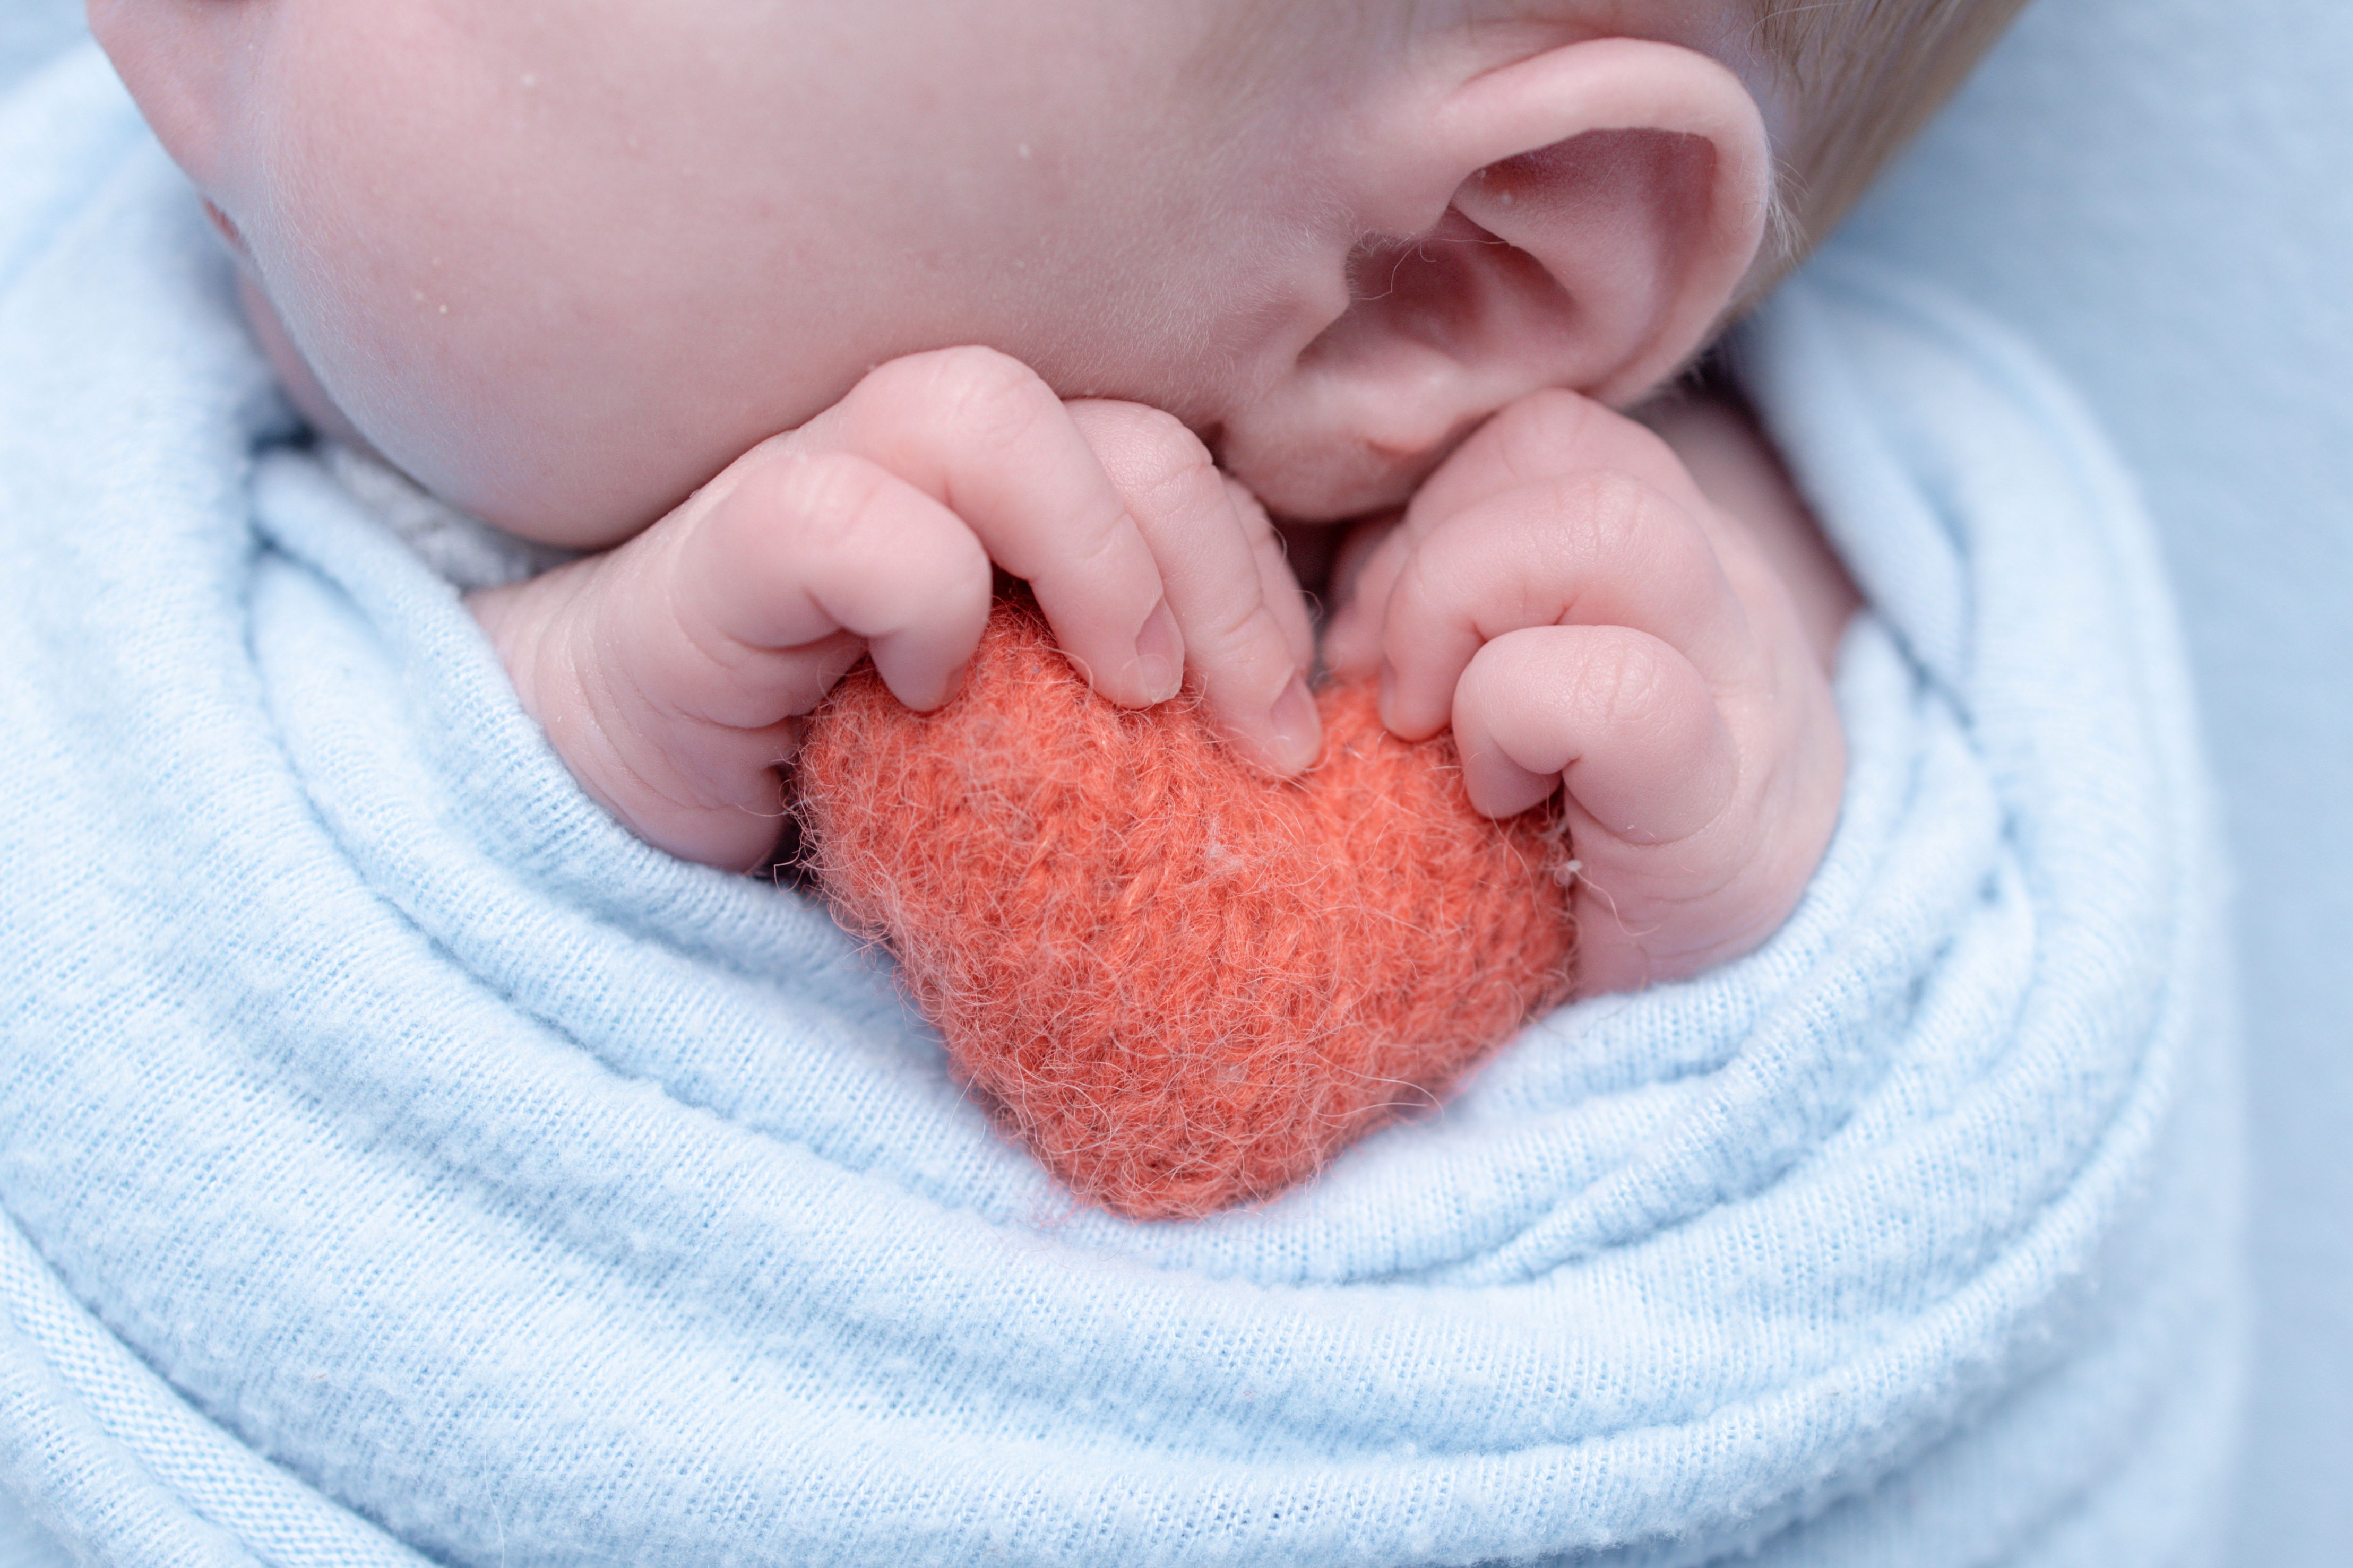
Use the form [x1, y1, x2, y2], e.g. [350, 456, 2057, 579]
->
[0, 45, 2244, 1568]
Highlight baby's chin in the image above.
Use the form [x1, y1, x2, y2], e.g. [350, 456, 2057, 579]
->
[1217, 432, 1452, 527]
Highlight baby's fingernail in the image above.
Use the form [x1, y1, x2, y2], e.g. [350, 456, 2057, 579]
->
[1376, 658, 1400, 731]
[1134, 599, 1183, 701]
[930, 659, 968, 709]
[1266, 673, 1320, 771]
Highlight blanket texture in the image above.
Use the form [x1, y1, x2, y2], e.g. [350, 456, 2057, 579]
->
[0, 46, 2243, 1568]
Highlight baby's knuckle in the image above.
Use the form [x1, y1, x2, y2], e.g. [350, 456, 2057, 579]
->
[1583, 637, 1674, 729]
[1192, 593, 1280, 659]
[1555, 467, 1654, 536]
[1124, 429, 1224, 517]
[1101, 400, 1193, 448]
[1545, 470, 1678, 578]
[909, 345, 1051, 436]
[1389, 545, 1453, 626]
[763, 452, 883, 547]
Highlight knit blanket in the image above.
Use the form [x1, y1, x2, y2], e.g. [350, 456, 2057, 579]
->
[0, 46, 2243, 1568]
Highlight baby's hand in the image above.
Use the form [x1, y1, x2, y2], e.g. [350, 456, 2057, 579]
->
[469, 348, 1317, 870]
[1324, 389, 1846, 994]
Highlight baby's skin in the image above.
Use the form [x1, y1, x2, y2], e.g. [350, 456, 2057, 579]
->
[92, 0, 1851, 994]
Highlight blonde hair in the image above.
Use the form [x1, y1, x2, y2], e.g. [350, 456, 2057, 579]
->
[1754, 0, 2034, 256]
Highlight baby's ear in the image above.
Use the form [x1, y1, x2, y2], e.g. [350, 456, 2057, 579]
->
[1221, 39, 1770, 521]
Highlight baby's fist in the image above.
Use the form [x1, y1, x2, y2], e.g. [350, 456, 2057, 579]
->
[1327, 389, 1847, 994]
[472, 348, 1317, 871]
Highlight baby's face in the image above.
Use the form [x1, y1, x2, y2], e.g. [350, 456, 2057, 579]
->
[106, 0, 1764, 548]
[162, 0, 1374, 545]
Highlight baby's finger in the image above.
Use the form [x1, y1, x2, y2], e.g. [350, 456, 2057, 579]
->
[1451, 624, 1737, 837]
[1406, 387, 1711, 536]
[675, 446, 994, 715]
[1063, 400, 1318, 772]
[1378, 470, 1747, 741]
[801, 347, 1181, 707]
[1234, 480, 1317, 673]
[1337, 393, 1714, 686]
[470, 443, 995, 874]
[1320, 513, 1407, 679]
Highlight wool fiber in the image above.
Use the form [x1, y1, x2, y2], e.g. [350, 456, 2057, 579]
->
[795, 595, 1577, 1218]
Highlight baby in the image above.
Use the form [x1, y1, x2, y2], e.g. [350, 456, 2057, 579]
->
[89, 0, 2021, 995]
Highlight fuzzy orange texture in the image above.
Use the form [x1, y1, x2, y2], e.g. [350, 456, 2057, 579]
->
[794, 596, 1578, 1220]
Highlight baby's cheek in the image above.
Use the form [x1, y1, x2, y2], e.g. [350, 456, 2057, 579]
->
[226, 274, 366, 456]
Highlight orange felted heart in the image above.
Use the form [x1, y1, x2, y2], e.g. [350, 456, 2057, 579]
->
[793, 595, 1577, 1219]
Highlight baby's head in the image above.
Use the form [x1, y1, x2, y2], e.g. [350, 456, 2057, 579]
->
[91, 0, 2021, 548]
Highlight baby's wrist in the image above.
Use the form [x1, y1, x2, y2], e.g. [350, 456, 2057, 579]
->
[470, 560, 792, 872]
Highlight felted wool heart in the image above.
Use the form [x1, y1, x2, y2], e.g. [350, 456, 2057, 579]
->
[793, 596, 1577, 1219]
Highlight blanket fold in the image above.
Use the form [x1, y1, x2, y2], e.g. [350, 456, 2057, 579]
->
[0, 46, 2243, 1568]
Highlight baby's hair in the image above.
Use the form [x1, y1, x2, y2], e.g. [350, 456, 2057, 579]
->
[1751, 0, 2033, 281]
